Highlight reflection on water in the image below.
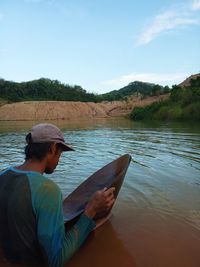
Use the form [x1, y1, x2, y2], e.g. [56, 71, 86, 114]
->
[67, 222, 136, 267]
[0, 118, 200, 267]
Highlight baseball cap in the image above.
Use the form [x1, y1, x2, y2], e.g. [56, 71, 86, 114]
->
[26, 123, 74, 151]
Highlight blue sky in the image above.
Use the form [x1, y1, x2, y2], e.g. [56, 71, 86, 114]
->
[0, 0, 200, 93]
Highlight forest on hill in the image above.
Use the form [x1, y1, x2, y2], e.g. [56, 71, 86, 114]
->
[130, 76, 200, 121]
[1, 74, 199, 121]
[100, 81, 170, 101]
[0, 78, 169, 103]
[0, 78, 97, 102]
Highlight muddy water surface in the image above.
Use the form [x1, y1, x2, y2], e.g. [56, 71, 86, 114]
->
[0, 118, 200, 267]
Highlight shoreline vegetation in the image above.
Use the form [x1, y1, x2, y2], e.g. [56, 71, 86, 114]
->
[130, 76, 200, 122]
[0, 74, 199, 121]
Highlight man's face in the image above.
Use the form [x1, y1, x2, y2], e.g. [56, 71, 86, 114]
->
[45, 144, 62, 174]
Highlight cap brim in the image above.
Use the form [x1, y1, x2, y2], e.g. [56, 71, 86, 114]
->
[60, 142, 75, 152]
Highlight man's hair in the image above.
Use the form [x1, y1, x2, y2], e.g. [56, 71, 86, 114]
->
[25, 133, 63, 161]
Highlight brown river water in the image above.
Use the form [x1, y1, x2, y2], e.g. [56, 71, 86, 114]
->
[0, 118, 200, 267]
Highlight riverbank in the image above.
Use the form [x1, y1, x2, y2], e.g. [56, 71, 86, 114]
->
[0, 95, 168, 121]
[130, 77, 200, 122]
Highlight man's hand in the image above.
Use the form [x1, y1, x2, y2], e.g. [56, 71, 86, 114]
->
[84, 187, 115, 219]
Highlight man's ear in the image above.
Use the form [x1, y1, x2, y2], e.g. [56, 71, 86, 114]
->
[49, 143, 57, 155]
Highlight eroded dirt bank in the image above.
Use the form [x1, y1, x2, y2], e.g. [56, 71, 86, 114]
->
[0, 95, 168, 121]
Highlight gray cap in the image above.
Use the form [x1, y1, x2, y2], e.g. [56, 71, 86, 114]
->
[27, 123, 74, 151]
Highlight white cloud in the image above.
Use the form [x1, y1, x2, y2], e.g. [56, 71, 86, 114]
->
[191, 0, 200, 10]
[137, 3, 200, 45]
[102, 72, 188, 88]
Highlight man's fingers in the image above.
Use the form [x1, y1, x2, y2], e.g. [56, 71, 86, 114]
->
[86, 187, 116, 218]
[105, 193, 115, 203]
[106, 198, 115, 209]
[102, 187, 115, 207]
[103, 187, 115, 196]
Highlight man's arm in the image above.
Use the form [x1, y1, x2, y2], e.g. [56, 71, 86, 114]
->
[35, 180, 96, 267]
[34, 180, 115, 267]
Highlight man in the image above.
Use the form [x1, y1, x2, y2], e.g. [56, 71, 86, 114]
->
[0, 123, 115, 267]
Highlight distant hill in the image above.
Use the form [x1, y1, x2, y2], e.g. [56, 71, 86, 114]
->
[2, 74, 200, 104]
[0, 78, 169, 103]
[99, 81, 170, 102]
[1, 73, 200, 121]
[0, 78, 98, 103]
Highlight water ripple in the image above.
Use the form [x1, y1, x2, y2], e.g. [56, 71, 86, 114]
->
[0, 119, 200, 237]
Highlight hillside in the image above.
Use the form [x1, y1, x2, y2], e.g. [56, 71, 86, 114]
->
[0, 95, 168, 121]
[0, 77, 171, 120]
[0, 78, 98, 103]
[178, 73, 200, 88]
[0, 78, 169, 104]
[1, 74, 199, 121]
[100, 81, 170, 101]
[130, 74, 200, 121]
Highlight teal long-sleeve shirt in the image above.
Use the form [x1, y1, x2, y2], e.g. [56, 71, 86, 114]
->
[0, 167, 96, 266]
